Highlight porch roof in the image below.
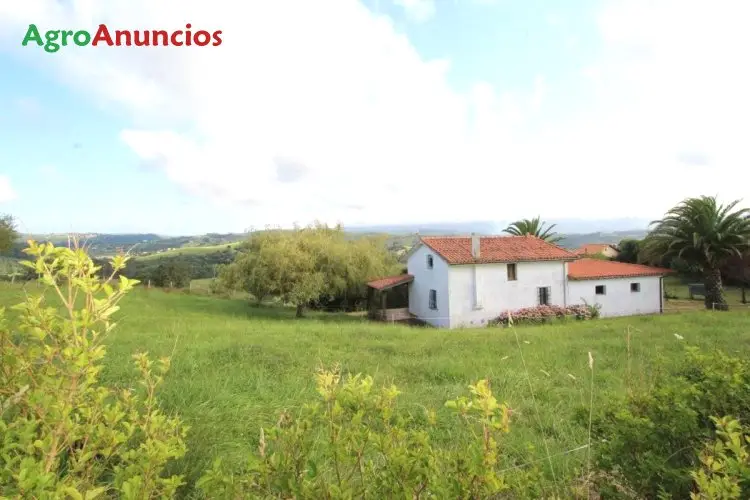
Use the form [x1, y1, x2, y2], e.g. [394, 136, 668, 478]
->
[366, 274, 414, 291]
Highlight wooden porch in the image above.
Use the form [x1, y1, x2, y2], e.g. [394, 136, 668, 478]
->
[366, 274, 415, 322]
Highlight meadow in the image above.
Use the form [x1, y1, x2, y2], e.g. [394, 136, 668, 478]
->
[2, 281, 750, 495]
[136, 242, 241, 261]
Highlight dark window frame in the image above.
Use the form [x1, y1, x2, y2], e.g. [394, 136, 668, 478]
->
[537, 286, 551, 306]
[595, 285, 606, 295]
[631, 282, 640, 292]
[507, 263, 517, 281]
[428, 289, 437, 310]
[426, 254, 434, 269]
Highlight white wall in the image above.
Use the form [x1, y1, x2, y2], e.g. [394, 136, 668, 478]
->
[407, 244, 450, 327]
[566, 276, 663, 317]
[448, 260, 568, 328]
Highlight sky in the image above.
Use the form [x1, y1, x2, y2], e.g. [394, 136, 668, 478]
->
[0, 0, 748, 235]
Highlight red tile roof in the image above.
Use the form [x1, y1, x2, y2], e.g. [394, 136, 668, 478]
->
[420, 235, 577, 264]
[568, 258, 672, 280]
[366, 274, 414, 290]
[574, 243, 619, 256]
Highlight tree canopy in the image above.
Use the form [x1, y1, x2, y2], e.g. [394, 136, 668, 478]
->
[642, 196, 750, 310]
[503, 216, 562, 243]
[616, 239, 642, 264]
[217, 223, 399, 316]
[0, 214, 18, 254]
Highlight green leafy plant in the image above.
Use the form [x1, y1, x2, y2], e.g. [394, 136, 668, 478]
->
[585, 345, 750, 498]
[0, 241, 188, 498]
[691, 416, 750, 499]
[196, 365, 561, 499]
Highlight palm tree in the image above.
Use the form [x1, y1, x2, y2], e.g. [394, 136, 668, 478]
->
[503, 216, 562, 244]
[642, 196, 750, 311]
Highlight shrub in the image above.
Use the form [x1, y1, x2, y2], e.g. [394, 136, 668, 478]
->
[0, 241, 188, 498]
[585, 346, 750, 498]
[490, 304, 596, 326]
[691, 416, 750, 499]
[196, 365, 554, 498]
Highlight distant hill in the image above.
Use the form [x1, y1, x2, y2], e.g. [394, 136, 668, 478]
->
[556, 230, 648, 250]
[348, 218, 651, 236]
[17, 232, 247, 257]
[10, 218, 651, 260]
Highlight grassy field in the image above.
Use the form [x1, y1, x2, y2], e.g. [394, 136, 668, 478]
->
[663, 275, 748, 311]
[2, 282, 750, 494]
[137, 242, 241, 261]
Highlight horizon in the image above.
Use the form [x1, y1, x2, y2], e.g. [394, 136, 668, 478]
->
[16, 217, 653, 239]
[1, 1, 748, 233]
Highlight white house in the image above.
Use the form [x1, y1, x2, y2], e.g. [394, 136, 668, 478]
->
[366, 234, 671, 328]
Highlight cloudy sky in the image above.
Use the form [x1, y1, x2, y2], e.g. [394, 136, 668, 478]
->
[0, 0, 748, 235]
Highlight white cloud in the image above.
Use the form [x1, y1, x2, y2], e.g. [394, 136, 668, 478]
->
[0, 177, 18, 203]
[585, 0, 750, 202]
[392, 0, 435, 23]
[0, 0, 748, 229]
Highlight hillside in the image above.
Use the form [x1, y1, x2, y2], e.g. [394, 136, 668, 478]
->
[13, 218, 651, 258]
[1, 227, 649, 282]
[17, 232, 247, 257]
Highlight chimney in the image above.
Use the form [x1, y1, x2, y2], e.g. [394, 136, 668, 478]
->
[471, 233, 480, 259]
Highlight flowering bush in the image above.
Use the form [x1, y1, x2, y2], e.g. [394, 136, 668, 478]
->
[490, 304, 597, 326]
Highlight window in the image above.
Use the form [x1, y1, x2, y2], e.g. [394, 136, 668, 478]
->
[507, 263, 517, 281]
[595, 285, 606, 295]
[631, 282, 640, 292]
[426, 254, 434, 269]
[428, 289, 437, 310]
[537, 286, 551, 306]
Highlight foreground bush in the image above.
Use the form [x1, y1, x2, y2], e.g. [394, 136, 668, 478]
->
[691, 416, 750, 499]
[0, 241, 188, 498]
[586, 345, 750, 498]
[197, 366, 556, 499]
[491, 304, 599, 326]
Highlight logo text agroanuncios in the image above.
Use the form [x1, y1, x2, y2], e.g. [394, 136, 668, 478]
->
[22, 23, 223, 53]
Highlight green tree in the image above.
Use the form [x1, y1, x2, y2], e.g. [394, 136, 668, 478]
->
[616, 238, 642, 263]
[152, 260, 191, 288]
[503, 216, 562, 243]
[217, 230, 287, 304]
[723, 251, 750, 304]
[0, 213, 18, 254]
[642, 196, 750, 310]
[218, 223, 397, 317]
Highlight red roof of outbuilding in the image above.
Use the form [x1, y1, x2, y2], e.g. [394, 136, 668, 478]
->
[419, 235, 577, 265]
[568, 258, 672, 280]
[366, 274, 414, 290]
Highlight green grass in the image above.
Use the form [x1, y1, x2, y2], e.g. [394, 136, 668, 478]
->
[663, 275, 748, 311]
[2, 282, 750, 494]
[137, 243, 241, 261]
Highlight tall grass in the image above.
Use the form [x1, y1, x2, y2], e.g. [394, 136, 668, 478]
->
[2, 281, 750, 493]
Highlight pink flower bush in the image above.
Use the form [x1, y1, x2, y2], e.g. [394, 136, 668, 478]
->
[490, 304, 597, 326]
